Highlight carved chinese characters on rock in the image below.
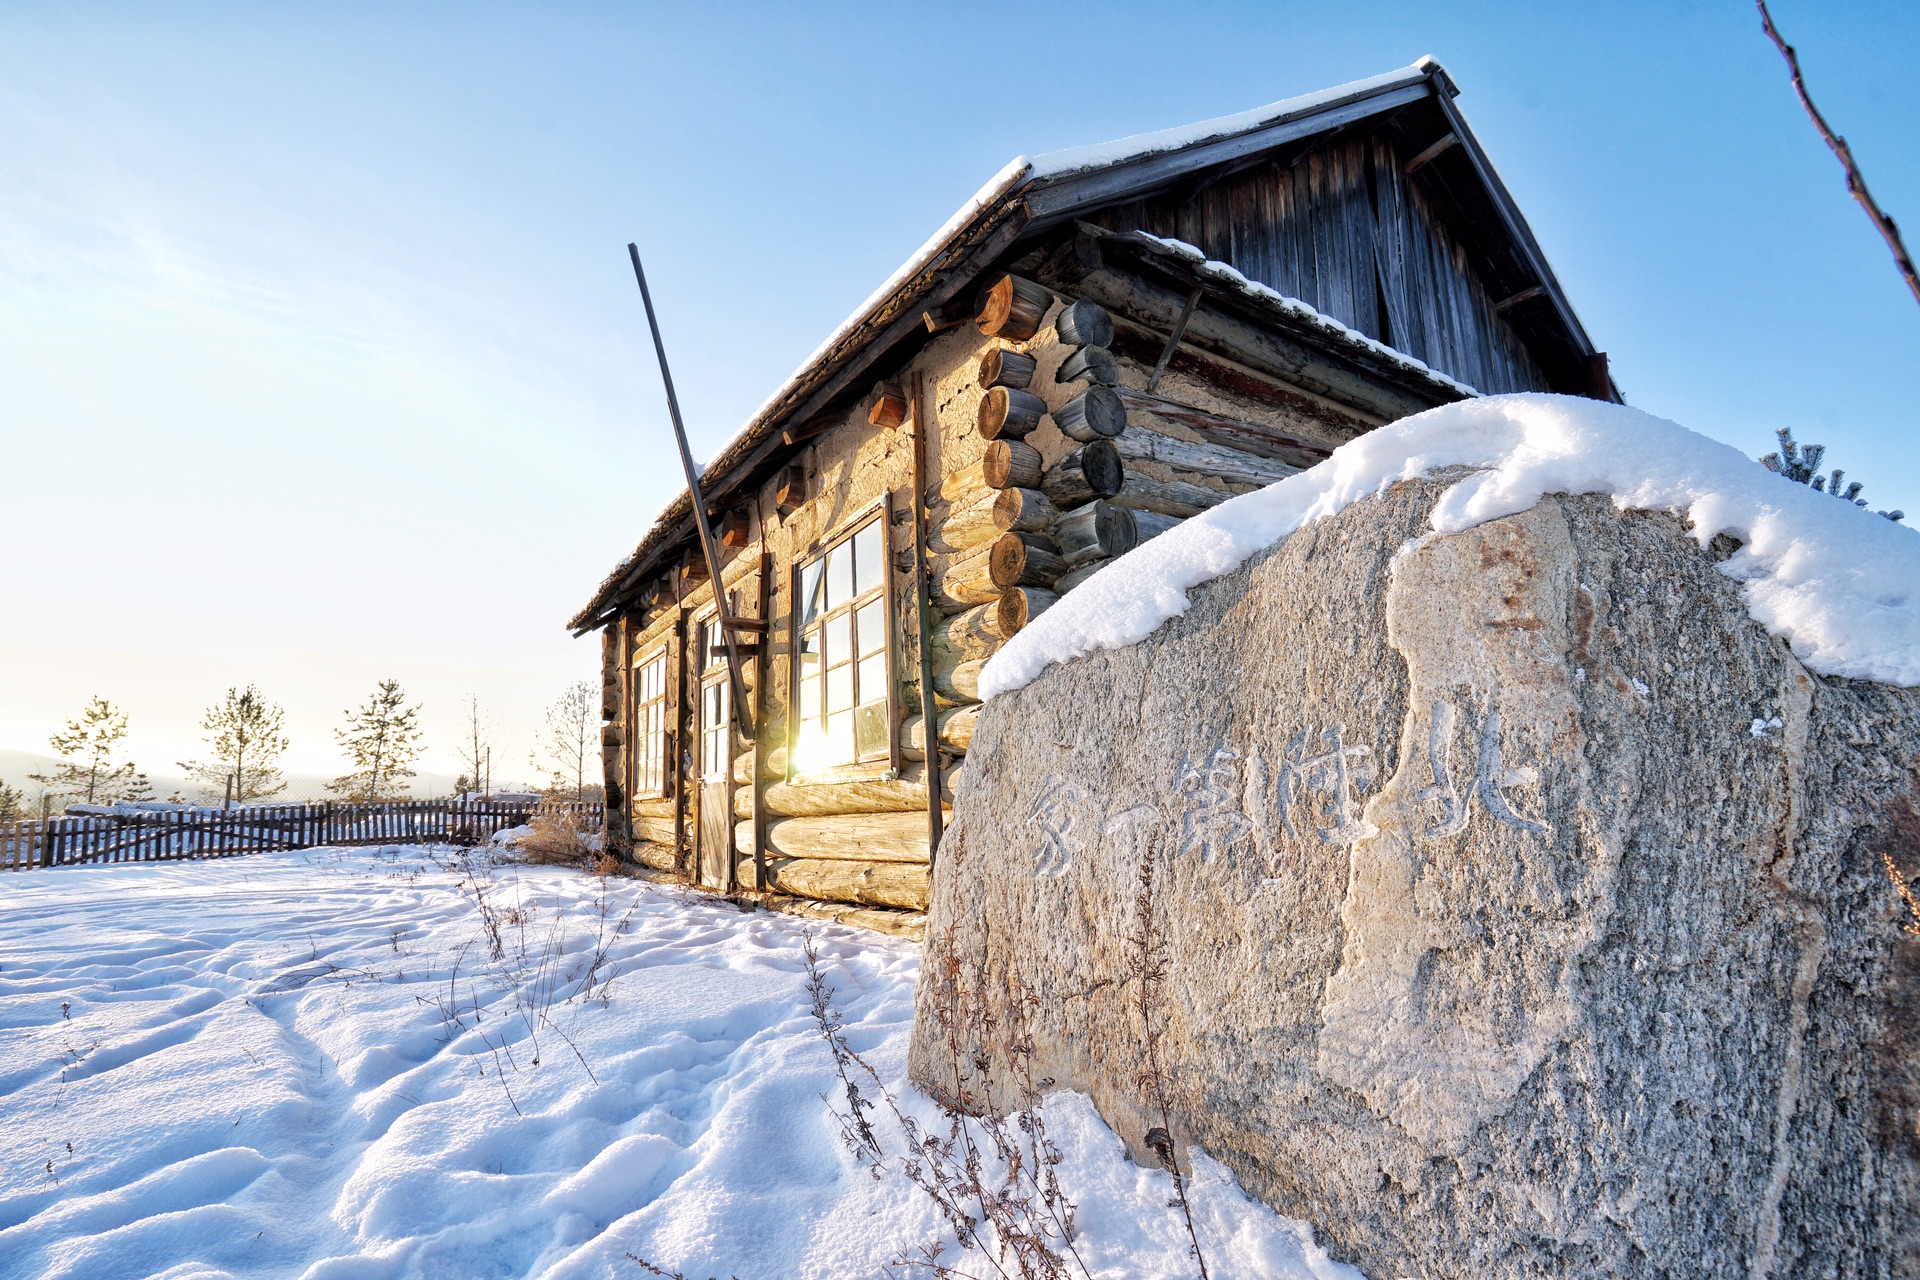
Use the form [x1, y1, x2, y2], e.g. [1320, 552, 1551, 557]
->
[1415, 701, 1550, 838]
[1174, 746, 1252, 863]
[1025, 699, 1548, 882]
[1027, 775, 1087, 878]
[1266, 723, 1377, 849]
[1170, 725, 1381, 871]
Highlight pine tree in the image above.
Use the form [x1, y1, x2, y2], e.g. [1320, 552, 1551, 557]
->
[178, 685, 290, 804]
[329, 680, 423, 802]
[531, 680, 598, 800]
[0, 779, 27, 823]
[29, 697, 153, 805]
[1761, 427, 1905, 521]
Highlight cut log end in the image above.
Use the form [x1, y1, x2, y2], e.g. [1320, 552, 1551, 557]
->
[983, 439, 1045, 491]
[717, 508, 751, 548]
[1055, 298, 1115, 349]
[977, 386, 1047, 441]
[775, 463, 807, 517]
[997, 587, 1058, 637]
[989, 530, 1068, 590]
[1052, 386, 1127, 442]
[1053, 500, 1137, 567]
[992, 486, 1059, 533]
[1056, 345, 1119, 387]
[975, 274, 1054, 342]
[867, 382, 908, 430]
[1041, 440, 1125, 509]
[978, 346, 1038, 391]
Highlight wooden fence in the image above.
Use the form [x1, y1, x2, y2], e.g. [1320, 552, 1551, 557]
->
[0, 798, 605, 872]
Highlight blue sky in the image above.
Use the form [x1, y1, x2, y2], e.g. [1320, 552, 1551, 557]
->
[2, 1, 1915, 781]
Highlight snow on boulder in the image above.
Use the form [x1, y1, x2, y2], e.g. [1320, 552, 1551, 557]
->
[982, 393, 1920, 698]
[915, 394, 1920, 1279]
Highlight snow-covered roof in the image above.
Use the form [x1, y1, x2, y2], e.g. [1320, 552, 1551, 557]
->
[981, 394, 1920, 697]
[570, 58, 1595, 634]
[1026, 60, 1440, 181]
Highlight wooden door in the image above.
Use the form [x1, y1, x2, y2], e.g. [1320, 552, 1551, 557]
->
[695, 655, 733, 890]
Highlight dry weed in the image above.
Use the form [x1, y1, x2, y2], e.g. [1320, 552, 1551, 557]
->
[517, 805, 596, 865]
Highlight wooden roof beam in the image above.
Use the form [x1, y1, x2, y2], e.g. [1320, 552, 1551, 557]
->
[1403, 131, 1459, 174]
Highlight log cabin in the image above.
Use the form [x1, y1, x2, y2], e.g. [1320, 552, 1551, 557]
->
[568, 59, 1618, 938]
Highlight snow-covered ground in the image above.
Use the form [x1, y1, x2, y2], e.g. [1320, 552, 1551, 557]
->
[0, 847, 1360, 1279]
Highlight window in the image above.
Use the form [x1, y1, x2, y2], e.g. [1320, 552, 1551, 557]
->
[696, 614, 730, 782]
[794, 515, 889, 772]
[633, 649, 668, 797]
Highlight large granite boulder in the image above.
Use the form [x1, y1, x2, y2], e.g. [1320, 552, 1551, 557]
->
[909, 478, 1920, 1279]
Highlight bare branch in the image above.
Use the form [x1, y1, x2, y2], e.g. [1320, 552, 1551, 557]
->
[1757, 0, 1920, 310]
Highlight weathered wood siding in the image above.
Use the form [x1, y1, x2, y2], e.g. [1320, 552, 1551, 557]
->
[1088, 135, 1550, 396]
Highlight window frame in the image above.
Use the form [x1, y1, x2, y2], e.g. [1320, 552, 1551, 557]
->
[632, 645, 670, 799]
[788, 507, 893, 778]
[692, 608, 732, 784]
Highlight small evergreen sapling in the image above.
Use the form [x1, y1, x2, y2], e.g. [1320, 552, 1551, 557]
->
[0, 779, 27, 823]
[179, 685, 291, 804]
[1761, 427, 1905, 521]
[329, 679, 423, 801]
[29, 696, 153, 805]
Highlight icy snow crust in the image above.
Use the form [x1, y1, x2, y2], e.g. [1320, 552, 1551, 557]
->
[982, 394, 1920, 698]
[0, 846, 1362, 1280]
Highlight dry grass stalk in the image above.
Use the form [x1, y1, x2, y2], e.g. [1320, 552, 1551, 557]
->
[1880, 789, 1920, 937]
[1126, 826, 1210, 1279]
[807, 929, 1089, 1280]
[625, 1253, 740, 1280]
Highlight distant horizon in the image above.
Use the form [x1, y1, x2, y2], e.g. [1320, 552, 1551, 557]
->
[4, 3, 1914, 777]
[0, 743, 520, 807]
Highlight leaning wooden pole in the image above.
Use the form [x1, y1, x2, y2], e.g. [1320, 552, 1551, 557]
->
[626, 243, 754, 737]
[751, 546, 771, 892]
[910, 372, 946, 865]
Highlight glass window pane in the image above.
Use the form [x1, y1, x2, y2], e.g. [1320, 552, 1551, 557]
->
[856, 702, 883, 759]
[853, 521, 884, 597]
[798, 624, 822, 668]
[826, 711, 853, 764]
[856, 599, 885, 657]
[826, 662, 853, 713]
[858, 654, 888, 702]
[854, 700, 889, 759]
[800, 559, 827, 626]
[824, 612, 850, 667]
[799, 673, 821, 720]
[826, 543, 853, 611]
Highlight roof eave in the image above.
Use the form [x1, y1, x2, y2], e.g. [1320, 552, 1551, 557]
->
[568, 184, 1035, 634]
[1023, 79, 1436, 226]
